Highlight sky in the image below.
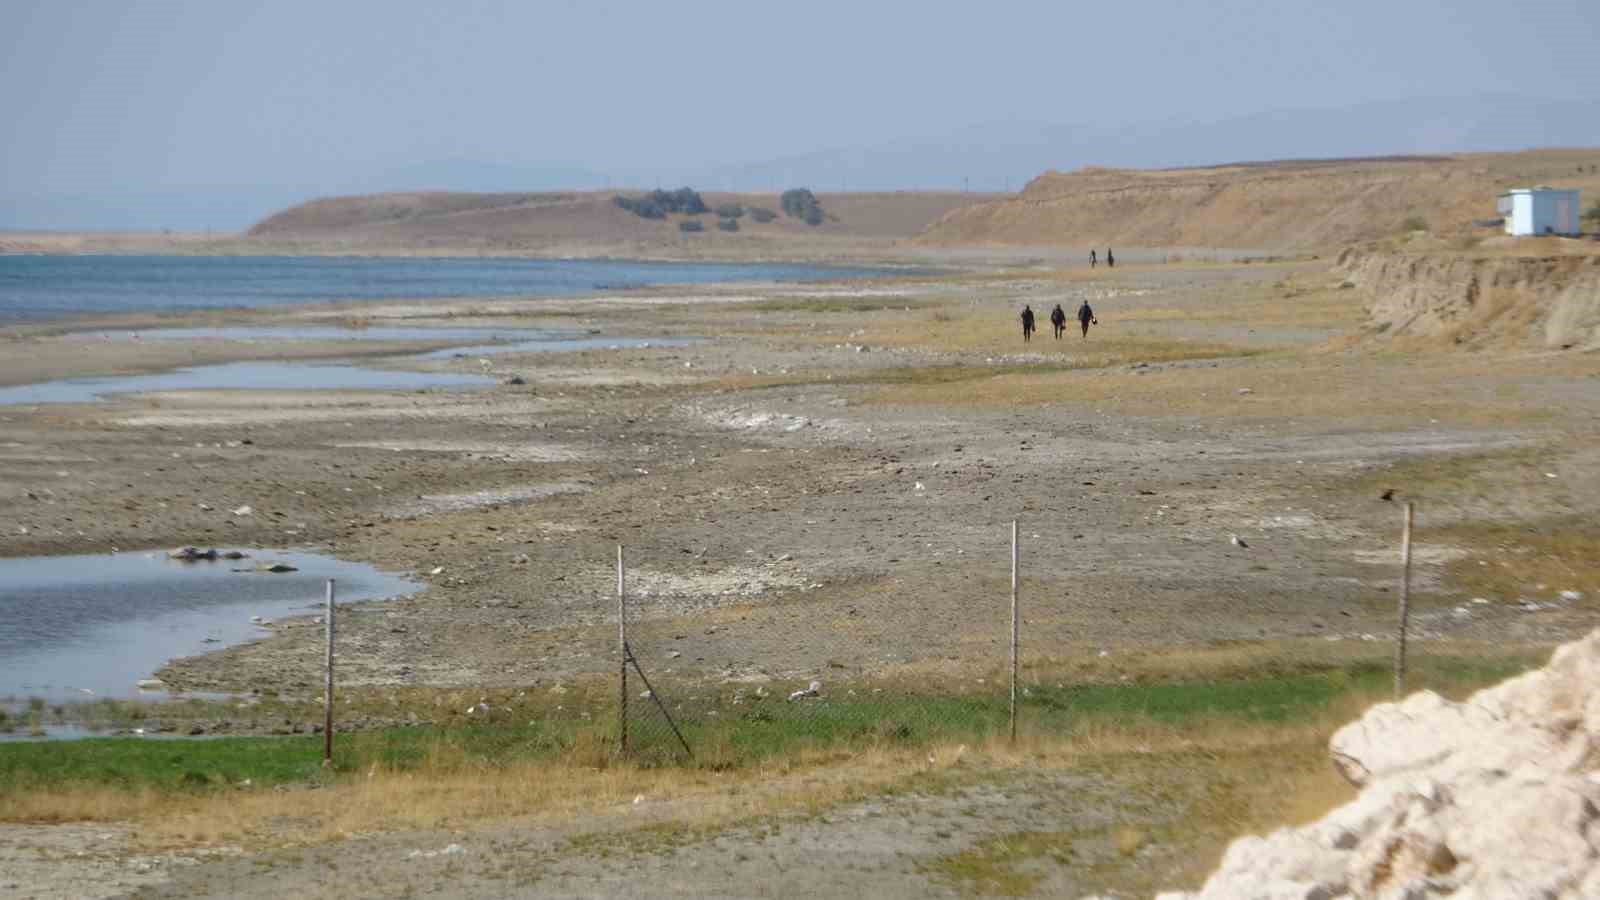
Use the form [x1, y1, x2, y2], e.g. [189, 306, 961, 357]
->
[3, 0, 1599, 230]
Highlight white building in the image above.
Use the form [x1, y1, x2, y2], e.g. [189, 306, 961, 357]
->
[1497, 187, 1581, 237]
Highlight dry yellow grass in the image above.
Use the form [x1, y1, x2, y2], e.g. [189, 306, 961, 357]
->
[1, 708, 1371, 856]
[858, 353, 1564, 427]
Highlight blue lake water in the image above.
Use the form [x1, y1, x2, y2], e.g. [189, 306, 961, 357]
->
[0, 255, 904, 325]
[0, 549, 419, 703]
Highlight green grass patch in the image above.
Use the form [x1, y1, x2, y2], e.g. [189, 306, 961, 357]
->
[0, 653, 1537, 800]
[0, 735, 332, 792]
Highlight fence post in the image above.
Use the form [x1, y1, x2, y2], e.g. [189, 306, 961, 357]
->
[323, 578, 336, 766]
[1010, 520, 1019, 744]
[1394, 503, 1413, 699]
[617, 545, 628, 756]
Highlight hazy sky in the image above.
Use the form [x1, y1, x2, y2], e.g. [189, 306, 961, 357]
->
[3, 0, 1598, 228]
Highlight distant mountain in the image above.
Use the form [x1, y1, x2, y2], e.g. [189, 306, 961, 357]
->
[691, 96, 1600, 193]
[10, 95, 1599, 232]
[351, 159, 610, 194]
[0, 188, 314, 233]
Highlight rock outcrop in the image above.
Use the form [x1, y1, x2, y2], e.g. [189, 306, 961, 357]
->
[1160, 629, 1600, 899]
[1339, 243, 1600, 350]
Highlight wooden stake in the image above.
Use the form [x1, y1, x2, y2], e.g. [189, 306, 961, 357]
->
[322, 578, 335, 766]
[618, 545, 628, 756]
[1395, 502, 1413, 699]
[1010, 520, 1019, 744]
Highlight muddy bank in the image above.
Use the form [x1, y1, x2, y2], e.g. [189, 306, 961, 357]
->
[1338, 243, 1600, 349]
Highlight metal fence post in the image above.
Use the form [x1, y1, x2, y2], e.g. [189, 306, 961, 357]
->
[323, 578, 336, 766]
[1010, 520, 1019, 744]
[1394, 503, 1414, 699]
[618, 545, 628, 756]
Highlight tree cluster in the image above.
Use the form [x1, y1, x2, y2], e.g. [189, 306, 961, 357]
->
[780, 188, 825, 226]
[613, 187, 709, 219]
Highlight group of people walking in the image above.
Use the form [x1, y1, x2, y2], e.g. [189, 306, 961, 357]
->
[1020, 300, 1096, 342]
[1017, 249, 1113, 342]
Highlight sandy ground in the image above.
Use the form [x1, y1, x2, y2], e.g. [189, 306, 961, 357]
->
[4, 258, 1600, 897]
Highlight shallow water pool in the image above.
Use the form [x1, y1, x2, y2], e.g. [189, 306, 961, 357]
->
[0, 549, 418, 703]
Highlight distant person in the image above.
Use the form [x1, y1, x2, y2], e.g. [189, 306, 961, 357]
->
[1049, 303, 1067, 339]
[1090, 249, 1098, 268]
[1020, 305, 1036, 343]
[1077, 300, 1097, 338]
[1106, 248, 1115, 269]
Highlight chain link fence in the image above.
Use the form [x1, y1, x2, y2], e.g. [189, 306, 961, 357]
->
[615, 524, 1042, 765]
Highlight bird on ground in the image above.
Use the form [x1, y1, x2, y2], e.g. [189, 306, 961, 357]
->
[1380, 489, 1396, 501]
[1230, 534, 1249, 549]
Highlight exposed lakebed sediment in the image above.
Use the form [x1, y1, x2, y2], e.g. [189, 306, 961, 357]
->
[5, 264, 1598, 741]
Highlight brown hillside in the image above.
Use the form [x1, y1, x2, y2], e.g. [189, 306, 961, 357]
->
[246, 189, 995, 254]
[916, 149, 1600, 251]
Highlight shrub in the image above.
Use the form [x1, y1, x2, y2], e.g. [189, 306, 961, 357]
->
[748, 207, 777, 223]
[666, 187, 708, 215]
[1400, 215, 1429, 233]
[1583, 201, 1600, 224]
[613, 187, 708, 220]
[780, 188, 825, 226]
[613, 194, 665, 219]
[678, 219, 704, 233]
[717, 218, 739, 232]
[715, 203, 745, 219]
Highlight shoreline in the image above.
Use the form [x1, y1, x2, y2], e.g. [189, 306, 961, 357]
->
[2, 255, 1597, 734]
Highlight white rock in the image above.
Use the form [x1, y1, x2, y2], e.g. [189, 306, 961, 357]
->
[788, 680, 822, 701]
[1165, 628, 1600, 898]
[231, 505, 253, 516]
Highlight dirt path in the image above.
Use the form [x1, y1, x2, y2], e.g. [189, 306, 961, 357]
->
[120, 767, 1171, 900]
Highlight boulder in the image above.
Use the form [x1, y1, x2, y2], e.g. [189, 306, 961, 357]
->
[1164, 629, 1600, 899]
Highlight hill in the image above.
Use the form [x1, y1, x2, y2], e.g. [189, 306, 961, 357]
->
[245, 189, 996, 257]
[916, 149, 1600, 251]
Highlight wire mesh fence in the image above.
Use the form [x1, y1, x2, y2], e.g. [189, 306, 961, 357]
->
[614, 503, 1428, 763]
[616, 522, 1039, 764]
[299, 507, 1433, 768]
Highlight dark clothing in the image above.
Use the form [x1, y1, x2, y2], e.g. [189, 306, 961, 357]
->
[1077, 302, 1095, 338]
[1090, 250, 1098, 268]
[1106, 248, 1115, 268]
[1020, 306, 1036, 342]
[1049, 305, 1066, 339]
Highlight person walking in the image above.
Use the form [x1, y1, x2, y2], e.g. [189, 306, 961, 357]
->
[1020, 305, 1036, 343]
[1049, 303, 1067, 339]
[1077, 300, 1096, 338]
[1106, 247, 1115, 269]
[1089, 249, 1098, 268]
